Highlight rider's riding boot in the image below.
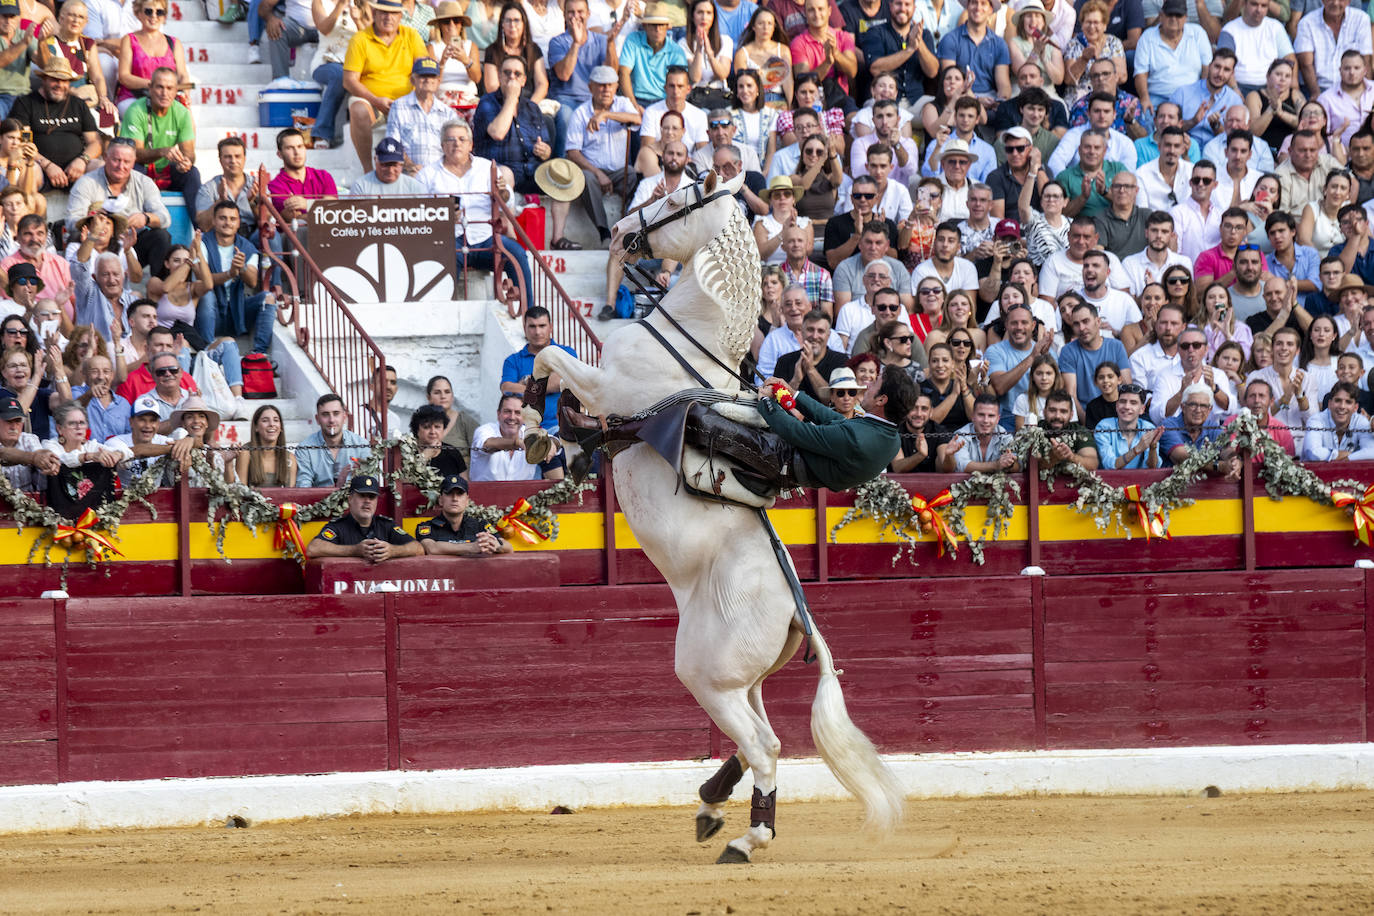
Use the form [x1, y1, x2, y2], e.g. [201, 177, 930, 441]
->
[685, 405, 802, 491]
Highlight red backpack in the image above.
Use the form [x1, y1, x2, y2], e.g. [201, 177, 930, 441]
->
[241, 353, 277, 399]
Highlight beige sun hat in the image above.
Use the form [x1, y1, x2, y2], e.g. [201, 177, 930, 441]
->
[534, 158, 586, 202]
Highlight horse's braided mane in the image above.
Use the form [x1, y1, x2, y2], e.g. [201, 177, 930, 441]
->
[694, 202, 762, 369]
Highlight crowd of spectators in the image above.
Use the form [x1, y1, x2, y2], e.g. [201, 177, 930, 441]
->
[13, 0, 1374, 528]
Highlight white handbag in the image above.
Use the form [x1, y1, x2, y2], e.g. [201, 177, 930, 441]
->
[192, 351, 239, 419]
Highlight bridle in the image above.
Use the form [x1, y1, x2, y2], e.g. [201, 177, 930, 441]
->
[619, 174, 734, 261]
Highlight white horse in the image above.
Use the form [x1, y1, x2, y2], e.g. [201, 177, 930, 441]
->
[520, 170, 905, 863]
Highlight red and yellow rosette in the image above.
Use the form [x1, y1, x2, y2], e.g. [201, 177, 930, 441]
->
[52, 508, 123, 562]
[1331, 484, 1374, 547]
[496, 497, 548, 545]
[909, 489, 958, 558]
[273, 502, 308, 559]
[1122, 484, 1170, 541]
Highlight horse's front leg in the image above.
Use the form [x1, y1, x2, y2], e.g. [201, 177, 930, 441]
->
[520, 347, 607, 463]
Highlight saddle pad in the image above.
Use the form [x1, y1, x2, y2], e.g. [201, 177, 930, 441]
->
[681, 445, 777, 510]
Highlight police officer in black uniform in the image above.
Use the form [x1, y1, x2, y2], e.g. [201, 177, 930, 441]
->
[307, 473, 424, 563]
[416, 474, 512, 557]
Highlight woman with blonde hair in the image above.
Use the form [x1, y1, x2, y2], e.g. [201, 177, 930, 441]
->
[235, 403, 297, 487]
[927, 289, 985, 353]
[1062, 0, 1124, 109]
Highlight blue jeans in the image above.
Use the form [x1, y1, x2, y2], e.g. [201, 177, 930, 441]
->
[552, 98, 581, 158]
[457, 233, 532, 308]
[248, 0, 264, 41]
[196, 289, 275, 355]
[177, 339, 244, 388]
[311, 61, 345, 141]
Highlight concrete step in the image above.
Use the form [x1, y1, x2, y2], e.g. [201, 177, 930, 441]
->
[176, 40, 265, 66]
[166, 21, 247, 44]
[166, 1, 213, 22]
[187, 62, 275, 84]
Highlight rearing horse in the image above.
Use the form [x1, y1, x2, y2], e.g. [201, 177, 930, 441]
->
[520, 170, 905, 863]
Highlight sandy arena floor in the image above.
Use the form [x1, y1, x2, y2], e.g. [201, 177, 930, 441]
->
[2, 792, 1373, 914]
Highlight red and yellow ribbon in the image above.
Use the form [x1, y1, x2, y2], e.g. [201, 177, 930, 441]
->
[1331, 484, 1374, 547]
[273, 502, 307, 559]
[496, 497, 548, 545]
[910, 490, 958, 558]
[52, 509, 123, 562]
[1122, 484, 1170, 541]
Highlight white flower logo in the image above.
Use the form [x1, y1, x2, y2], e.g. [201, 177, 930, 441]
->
[322, 242, 455, 303]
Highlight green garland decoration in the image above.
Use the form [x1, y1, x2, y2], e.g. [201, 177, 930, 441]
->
[831, 411, 1374, 564]
[0, 435, 596, 576]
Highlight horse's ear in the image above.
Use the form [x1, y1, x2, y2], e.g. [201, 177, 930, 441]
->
[703, 169, 717, 193]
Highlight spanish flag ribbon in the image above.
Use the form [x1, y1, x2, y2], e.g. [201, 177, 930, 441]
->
[53, 509, 123, 561]
[496, 497, 547, 544]
[1122, 484, 1170, 541]
[1331, 484, 1374, 547]
[910, 489, 958, 558]
[273, 502, 307, 558]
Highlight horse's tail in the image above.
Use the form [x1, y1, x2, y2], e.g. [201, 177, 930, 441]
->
[807, 622, 906, 833]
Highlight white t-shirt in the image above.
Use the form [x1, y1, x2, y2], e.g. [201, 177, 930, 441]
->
[912, 257, 978, 294]
[1080, 287, 1142, 338]
[1037, 250, 1128, 299]
[835, 298, 912, 348]
[470, 421, 541, 481]
[753, 213, 814, 265]
[641, 100, 710, 148]
[421, 156, 497, 245]
[1121, 248, 1193, 297]
[1220, 17, 1295, 88]
[676, 34, 734, 89]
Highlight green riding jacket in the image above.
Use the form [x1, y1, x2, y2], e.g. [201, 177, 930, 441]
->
[757, 393, 901, 492]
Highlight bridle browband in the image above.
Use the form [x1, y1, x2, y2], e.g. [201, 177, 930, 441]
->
[619, 175, 734, 261]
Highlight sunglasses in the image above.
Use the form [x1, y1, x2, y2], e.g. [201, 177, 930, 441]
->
[153, 366, 180, 377]
[141, 6, 166, 15]
[950, 338, 973, 347]
[852, 191, 875, 200]
[1179, 340, 1207, 350]
[1191, 176, 1214, 186]
[918, 288, 943, 296]
[1004, 144, 1029, 153]
[1118, 383, 1148, 396]
[1165, 276, 1190, 285]
[888, 335, 914, 343]
[709, 120, 731, 128]
[834, 390, 860, 397]
[1236, 243, 1261, 252]
[2, 326, 26, 334]
[875, 303, 902, 312]
[11, 276, 40, 286]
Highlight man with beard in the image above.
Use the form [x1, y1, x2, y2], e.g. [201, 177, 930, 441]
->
[889, 391, 951, 473]
[295, 393, 372, 488]
[9, 58, 98, 188]
[416, 474, 512, 556]
[1078, 250, 1140, 338]
[606, 138, 691, 295]
[1136, 125, 1193, 210]
[1230, 247, 1281, 325]
[1151, 325, 1233, 425]
[308, 473, 424, 561]
[988, 303, 1052, 424]
[0, 216, 71, 312]
[1129, 303, 1185, 394]
[773, 309, 849, 402]
[1121, 211, 1192, 296]
[1041, 389, 1099, 470]
[1195, 207, 1265, 290]
[1037, 215, 1128, 298]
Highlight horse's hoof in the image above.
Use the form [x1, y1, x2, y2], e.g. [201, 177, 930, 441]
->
[715, 845, 750, 865]
[696, 814, 725, 842]
[523, 430, 553, 464]
[569, 450, 592, 484]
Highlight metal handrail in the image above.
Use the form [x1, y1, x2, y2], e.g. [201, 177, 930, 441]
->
[257, 184, 390, 441]
[487, 162, 604, 365]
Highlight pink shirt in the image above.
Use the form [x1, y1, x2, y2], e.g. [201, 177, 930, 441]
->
[789, 29, 857, 94]
[1194, 245, 1268, 285]
[268, 167, 339, 213]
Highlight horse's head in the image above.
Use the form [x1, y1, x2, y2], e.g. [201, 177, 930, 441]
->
[610, 169, 744, 265]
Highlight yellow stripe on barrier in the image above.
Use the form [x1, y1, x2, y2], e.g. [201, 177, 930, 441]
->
[1254, 496, 1352, 533]
[1038, 499, 1245, 541]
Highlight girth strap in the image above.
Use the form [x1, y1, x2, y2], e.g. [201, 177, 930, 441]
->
[757, 507, 816, 665]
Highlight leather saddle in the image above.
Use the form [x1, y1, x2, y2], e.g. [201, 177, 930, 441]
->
[556, 392, 805, 509]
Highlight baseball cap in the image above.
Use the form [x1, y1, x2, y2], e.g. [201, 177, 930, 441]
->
[0, 395, 23, 420]
[130, 398, 162, 418]
[440, 474, 469, 494]
[995, 218, 1022, 239]
[1161, 0, 1187, 15]
[589, 65, 617, 85]
[411, 56, 440, 77]
[349, 474, 382, 495]
[0, 2, 19, 15]
[375, 136, 405, 164]
[1002, 126, 1033, 145]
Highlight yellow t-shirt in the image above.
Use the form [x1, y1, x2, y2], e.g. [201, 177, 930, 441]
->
[343, 25, 427, 101]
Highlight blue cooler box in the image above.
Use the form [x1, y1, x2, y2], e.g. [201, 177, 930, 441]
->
[258, 88, 323, 128]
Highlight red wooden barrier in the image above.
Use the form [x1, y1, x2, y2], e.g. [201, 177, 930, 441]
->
[1, 569, 1372, 787]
